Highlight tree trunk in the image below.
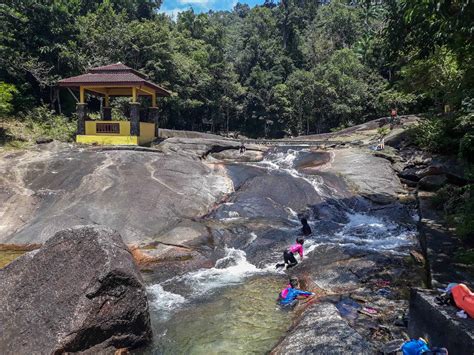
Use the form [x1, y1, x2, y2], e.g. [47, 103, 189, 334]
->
[226, 106, 230, 134]
[57, 88, 62, 115]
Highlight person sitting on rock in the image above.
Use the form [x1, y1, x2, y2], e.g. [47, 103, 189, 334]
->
[275, 237, 305, 269]
[374, 136, 385, 151]
[278, 277, 314, 307]
[300, 218, 312, 236]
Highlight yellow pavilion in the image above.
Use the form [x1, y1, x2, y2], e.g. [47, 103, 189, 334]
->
[58, 63, 171, 145]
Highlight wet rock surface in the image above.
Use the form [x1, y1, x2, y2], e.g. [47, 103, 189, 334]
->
[272, 302, 373, 354]
[0, 226, 151, 354]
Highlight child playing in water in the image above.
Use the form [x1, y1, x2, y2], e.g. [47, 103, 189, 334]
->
[275, 237, 304, 269]
[278, 277, 314, 307]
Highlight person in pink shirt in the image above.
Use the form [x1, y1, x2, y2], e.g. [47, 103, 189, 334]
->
[275, 237, 304, 269]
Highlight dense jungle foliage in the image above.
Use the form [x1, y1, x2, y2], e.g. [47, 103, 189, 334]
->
[1, 0, 471, 139]
[0, 0, 473, 244]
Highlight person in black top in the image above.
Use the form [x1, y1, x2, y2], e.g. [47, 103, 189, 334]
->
[300, 218, 311, 236]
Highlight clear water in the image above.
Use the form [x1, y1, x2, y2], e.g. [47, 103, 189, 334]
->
[148, 276, 291, 355]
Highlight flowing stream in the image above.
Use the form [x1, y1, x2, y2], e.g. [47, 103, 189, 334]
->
[143, 146, 416, 354]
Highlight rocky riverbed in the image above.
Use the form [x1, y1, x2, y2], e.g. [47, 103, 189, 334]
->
[1, 116, 466, 353]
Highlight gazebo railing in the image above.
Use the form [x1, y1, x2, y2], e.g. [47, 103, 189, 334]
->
[96, 122, 120, 134]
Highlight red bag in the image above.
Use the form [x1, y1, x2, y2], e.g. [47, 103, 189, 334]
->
[452, 283, 474, 318]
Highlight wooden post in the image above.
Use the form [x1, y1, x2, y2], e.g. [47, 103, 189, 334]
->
[104, 93, 110, 107]
[151, 92, 157, 108]
[132, 87, 137, 103]
[79, 86, 85, 104]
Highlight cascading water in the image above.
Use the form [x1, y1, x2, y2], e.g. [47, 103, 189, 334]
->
[145, 146, 416, 354]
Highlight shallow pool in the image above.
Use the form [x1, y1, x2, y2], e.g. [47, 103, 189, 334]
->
[146, 276, 291, 354]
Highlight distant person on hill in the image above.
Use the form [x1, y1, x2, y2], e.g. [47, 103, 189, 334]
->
[390, 108, 397, 120]
[300, 218, 312, 236]
[390, 107, 398, 128]
[239, 142, 246, 154]
[278, 277, 314, 307]
[275, 237, 305, 269]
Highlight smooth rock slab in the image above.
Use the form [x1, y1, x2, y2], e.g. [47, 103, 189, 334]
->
[0, 226, 151, 354]
[0, 144, 232, 244]
[272, 302, 373, 354]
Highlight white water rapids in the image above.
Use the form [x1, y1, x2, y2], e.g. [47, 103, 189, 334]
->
[146, 146, 417, 353]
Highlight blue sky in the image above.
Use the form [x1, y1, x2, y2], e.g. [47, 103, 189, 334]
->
[160, 0, 265, 18]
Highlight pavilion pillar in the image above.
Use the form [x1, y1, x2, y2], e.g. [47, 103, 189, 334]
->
[130, 103, 140, 136]
[103, 93, 111, 120]
[149, 107, 159, 138]
[76, 103, 87, 135]
[103, 107, 112, 120]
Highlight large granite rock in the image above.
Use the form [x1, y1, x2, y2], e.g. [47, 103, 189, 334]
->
[328, 148, 405, 204]
[156, 136, 267, 160]
[272, 302, 373, 354]
[0, 226, 151, 354]
[418, 174, 447, 191]
[0, 143, 232, 244]
[408, 288, 474, 355]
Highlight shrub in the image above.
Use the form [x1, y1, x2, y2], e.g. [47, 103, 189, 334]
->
[23, 106, 76, 142]
[460, 132, 474, 163]
[0, 83, 18, 116]
[0, 106, 77, 147]
[434, 184, 474, 245]
[377, 127, 390, 136]
[410, 116, 460, 154]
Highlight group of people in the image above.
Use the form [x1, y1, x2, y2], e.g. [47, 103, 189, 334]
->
[275, 218, 315, 307]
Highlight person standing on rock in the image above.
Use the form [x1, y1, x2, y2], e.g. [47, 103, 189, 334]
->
[300, 218, 312, 236]
[275, 237, 305, 269]
[278, 277, 314, 307]
[390, 107, 398, 128]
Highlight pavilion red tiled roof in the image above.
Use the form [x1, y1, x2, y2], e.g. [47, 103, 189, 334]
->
[58, 62, 171, 97]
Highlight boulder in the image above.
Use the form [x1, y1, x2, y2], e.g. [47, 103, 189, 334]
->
[328, 148, 405, 205]
[408, 288, 474, 355]
[399, 177, 418, 188]
[415, 165, 444, 179]
[418, 174, 448, 191]
[398, 168, 421, 182]
[0, 226, 151, 354]
[272, 302, 373, 354]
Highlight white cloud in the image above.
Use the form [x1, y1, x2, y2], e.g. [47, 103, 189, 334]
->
[177, 0, 214, 4]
